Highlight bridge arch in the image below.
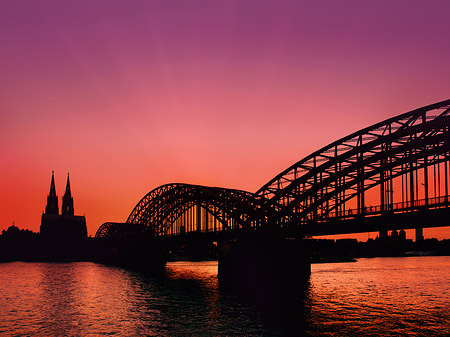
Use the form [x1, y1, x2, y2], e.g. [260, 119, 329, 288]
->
[95, 99, 450, 239]
[123, 183, 261, 236]
[95, 222, 144, 239]
[256, 99, 450, 228]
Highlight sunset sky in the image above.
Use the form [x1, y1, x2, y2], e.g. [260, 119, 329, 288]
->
[1, 0, 449, 239]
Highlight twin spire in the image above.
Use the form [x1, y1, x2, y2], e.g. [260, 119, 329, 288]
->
[45, 171, 58, 214]
[45, 171, 74, 216]
[49, 170, 57, 197]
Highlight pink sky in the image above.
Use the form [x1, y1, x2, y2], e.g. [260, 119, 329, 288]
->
[1, 0, 449, 239]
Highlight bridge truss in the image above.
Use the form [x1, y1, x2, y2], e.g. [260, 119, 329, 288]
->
[256, 99, 450, 230]
[96, 184, 263, 238]
[96, 99, 450, 239]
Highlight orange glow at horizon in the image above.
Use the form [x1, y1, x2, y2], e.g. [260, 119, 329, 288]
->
[1, 1, 450, 240]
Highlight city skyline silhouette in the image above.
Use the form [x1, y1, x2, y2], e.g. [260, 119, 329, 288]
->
[1, 1, 450, 241]
[1, 2, 450, 336]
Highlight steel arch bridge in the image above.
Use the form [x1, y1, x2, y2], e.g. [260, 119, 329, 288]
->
[96, 183, 264, 238]
[95, 99, 450, 239]
[257, 99, 450, 230]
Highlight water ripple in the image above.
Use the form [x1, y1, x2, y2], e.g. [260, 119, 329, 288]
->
[0, 257, 449, 336]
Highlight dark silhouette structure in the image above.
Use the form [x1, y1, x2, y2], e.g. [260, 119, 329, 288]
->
[96, 99, 450, 241]
[40, 172, 87, 239]
[94, 99, 450, 291]
[62, 174, 74, 216]
[45, 171, 58, 215]
[0, 224, 39, 262]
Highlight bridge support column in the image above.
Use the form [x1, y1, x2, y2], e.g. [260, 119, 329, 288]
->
[95, 234, 167, 273]
[218, 229, 310, 302]
[415, 228, 424, 242]
[379, 230, 388, 239]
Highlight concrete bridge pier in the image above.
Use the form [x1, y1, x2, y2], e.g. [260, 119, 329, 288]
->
[95, 235, 167, 273]
[218, 230, 310, 302]
[415, 227, 424, 242]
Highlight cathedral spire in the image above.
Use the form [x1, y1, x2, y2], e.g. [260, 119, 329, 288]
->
[45, 171, 59, 215]
[62, 173, 74, 216]
[65, 173, 72, 197]
[49, 170, 56, 196]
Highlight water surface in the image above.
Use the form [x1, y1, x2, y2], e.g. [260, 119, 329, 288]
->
[0, 257, 449, 336]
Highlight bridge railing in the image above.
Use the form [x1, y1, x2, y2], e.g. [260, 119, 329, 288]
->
[335, 195, 450, 220]
[161, 225, 254, 237]
[162, 195, 450, 234]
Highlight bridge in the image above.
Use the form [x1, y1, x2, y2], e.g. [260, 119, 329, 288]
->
[96, 99, 450, 240]
[94, 99, 450, 292]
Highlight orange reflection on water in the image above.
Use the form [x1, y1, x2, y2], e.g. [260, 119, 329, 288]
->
[166, 261, 222, 321]
[310, 256, 450, 335]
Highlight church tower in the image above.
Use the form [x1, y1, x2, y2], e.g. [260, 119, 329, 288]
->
[45, 171, 59, 215]
[41, 171, 87, 239]
[62, 173, 74, 216]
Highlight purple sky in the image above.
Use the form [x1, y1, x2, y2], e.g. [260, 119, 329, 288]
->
[1, 0, 449, 239]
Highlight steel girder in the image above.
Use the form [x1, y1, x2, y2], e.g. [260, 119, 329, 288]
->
[125, 183, 262, 236]
[95, 99, 450, 239]
[95, 222, 144, 239]
[256, 99, 450, 227]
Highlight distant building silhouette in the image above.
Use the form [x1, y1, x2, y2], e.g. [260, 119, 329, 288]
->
[62, 174, 74, 216]
[399, 229, 406, 241]
[416, 227, 424, 242]
[2, 224, 35, 238]
[45, 171, 58, 215]
[40, 172, 87, 239]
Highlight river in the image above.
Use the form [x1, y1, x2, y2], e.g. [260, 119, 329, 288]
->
[1, 257, 449, 336]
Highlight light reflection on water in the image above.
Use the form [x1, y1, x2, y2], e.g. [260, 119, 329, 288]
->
[0, 257, 449, 336]
[309, 257, 450, 336]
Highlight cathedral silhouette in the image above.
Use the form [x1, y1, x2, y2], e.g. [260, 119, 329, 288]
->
[40, 171, 87, 238]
